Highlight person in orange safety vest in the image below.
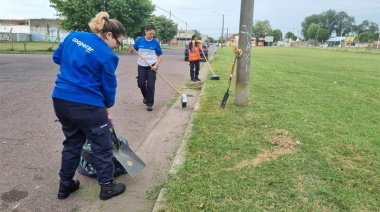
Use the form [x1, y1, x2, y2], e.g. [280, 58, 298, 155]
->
[188, 34, 202, 82]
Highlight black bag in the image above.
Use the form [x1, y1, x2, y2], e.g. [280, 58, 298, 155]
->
[77, 140, 127, 178]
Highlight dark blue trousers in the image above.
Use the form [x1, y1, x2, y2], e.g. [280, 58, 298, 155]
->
[53, 98, 114, 186]
[137, 64, 157, 106]
[189, 60, 200, 79]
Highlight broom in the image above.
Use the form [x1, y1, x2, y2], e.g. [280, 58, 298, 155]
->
[133, 49, 187, 108]
[200, 45, 219, 80]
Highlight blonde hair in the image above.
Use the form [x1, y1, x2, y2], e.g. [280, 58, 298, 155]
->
[88, 11, 125, 37]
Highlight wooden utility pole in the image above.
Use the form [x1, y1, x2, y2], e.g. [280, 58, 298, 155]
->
[234, 0, 254, 106]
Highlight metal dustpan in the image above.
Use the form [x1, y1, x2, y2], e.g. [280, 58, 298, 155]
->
[108, 109, 146, 177]
[112, 135, 146, 177]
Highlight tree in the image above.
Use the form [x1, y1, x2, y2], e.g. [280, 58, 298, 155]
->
[271, 29, 282, 42]
[356, 20, 379, 34]
[306, 24, 329, 43]
[334, 11, 355, 36]
[285, 32, 297, 41]
[306, 24, 319, 40]
[301, 10, 355, 37]
[318, 28, 330, 42]
[49, 0, 154, 38]
[252, 20, 272, 39]
[206, 37, 215, 43]
[301, 14, 322, 38]
[147, 15, 177, 44]
[358, 31, 378, 43]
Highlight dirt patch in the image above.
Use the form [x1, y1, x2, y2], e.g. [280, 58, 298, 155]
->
[1, 189, 28, 203]
[212, 129, 300, 174]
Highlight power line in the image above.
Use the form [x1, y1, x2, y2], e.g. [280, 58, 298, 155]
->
[154, 5, 193, 31]
[153, 3, 232, 38]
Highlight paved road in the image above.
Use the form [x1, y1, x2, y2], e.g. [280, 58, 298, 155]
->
[0, 47, 206, 211]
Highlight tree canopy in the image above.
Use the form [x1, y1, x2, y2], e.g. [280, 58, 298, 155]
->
[49, 0, 155, 38]
[252, 20, 272, 38]
[285, 32, 297, 41]
[301, 10, 355, 37]
[147, 15, 178, 43]
[251, 20, 283, 41]
[271, 29, 282, 42]
[358, 32, 380, 42]
[301, 9, 379, 40]
[305, 24, 329, 42]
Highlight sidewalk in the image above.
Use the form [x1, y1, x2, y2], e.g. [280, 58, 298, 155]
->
[80, 63, 210, 212]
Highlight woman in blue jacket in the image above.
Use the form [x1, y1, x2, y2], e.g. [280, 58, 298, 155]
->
[52, 11, 126, 201]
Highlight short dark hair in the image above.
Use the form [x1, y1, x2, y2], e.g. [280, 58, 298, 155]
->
[145, 23, 156, 31]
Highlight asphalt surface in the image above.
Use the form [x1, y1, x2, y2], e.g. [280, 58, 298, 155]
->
[0, 46, 214, 211]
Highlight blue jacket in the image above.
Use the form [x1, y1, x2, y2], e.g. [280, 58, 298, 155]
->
[52, 31, 118, 108]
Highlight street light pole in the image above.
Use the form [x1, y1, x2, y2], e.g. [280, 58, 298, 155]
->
[212, 11, 224, 49]
[185, 22, 187, 45]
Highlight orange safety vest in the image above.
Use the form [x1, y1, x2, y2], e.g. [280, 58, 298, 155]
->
[188, 42, 201, 61]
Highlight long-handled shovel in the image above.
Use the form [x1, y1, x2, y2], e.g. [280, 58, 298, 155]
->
[133, 49, 187, 108]
[220, 54, 238, 108]
[107, 108, 146, 177]
[200, 47, 219, 80]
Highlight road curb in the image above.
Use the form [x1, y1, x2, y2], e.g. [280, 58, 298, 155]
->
[152, 63, 209, 212]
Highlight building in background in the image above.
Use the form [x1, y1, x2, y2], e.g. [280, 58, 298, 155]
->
[0, 18, 69, 42]
[1, 18, 213, 47]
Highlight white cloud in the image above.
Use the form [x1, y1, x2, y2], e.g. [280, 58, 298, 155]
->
[0, 0, 58, 19]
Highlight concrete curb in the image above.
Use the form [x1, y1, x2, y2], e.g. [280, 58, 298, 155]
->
[152, 62, 210, 212]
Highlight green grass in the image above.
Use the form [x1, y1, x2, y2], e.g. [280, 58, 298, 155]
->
[161, 47, 380, 211]
[0, 41, 57, 53]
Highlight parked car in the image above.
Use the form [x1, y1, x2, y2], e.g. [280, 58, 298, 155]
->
[184, 43, 208, 61]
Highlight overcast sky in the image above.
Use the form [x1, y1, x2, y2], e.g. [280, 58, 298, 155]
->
[1, 0, 379, 38]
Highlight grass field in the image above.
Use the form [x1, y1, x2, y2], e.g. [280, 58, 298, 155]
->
[0, 41, 58, 53]
[160, 47, 380, 211]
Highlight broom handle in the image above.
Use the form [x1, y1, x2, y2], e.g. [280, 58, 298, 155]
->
[200, 47, 216, 75]
[106, 108, 120, 150]
[156, 71, 182, 96]
[106, 108, 115, 131]
[227, 55, 238, 89]
[133, 49, 182, 96]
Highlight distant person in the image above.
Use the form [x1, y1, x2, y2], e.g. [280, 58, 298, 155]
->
[129, 23, 163, 111]
[188, 34, 202, 82]
[52, 11, 126, 201]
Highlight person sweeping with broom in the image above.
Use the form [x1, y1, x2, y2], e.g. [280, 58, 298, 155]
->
[129, 23, 163, 111]
[188, 35, 202, 82]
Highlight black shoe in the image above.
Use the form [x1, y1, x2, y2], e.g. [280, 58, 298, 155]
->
[195, 78, 201, 81]
[147, 106, 153, 111]
[58, 180, 80, 199]
[191, 78, 197, 82]
[99, 181, 126, 200]
[143, 98, 147, 104]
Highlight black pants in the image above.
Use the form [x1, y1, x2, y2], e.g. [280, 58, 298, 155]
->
[53, 98, 114, 186]
[137, 65, 157, 106]
[189, 60, 200, 79]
